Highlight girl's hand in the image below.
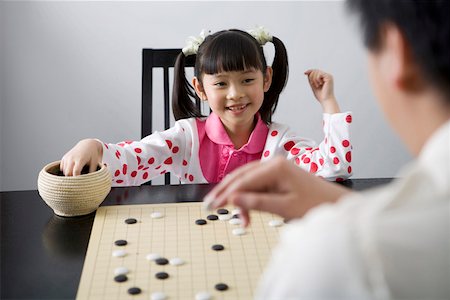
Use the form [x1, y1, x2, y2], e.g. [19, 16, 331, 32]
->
[304, 69, 341, 114]
[60, 139, 103, 176]
[203, 157, 351, 227]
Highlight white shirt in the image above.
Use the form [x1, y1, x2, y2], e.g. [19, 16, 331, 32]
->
[256, 120, 450, 300]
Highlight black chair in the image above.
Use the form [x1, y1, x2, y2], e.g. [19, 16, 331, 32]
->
[141, 48, 196, 184]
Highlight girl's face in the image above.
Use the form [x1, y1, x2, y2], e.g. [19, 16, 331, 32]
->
[193, 67, 272, 132]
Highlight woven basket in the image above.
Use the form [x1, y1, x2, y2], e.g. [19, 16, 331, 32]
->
[38, 161, 112, 217]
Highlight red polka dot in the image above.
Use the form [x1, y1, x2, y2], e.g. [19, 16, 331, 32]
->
[295, 157, 301, 165]
[118, 142, 125, 147]
[284, 141, 295, 151]
[138, 165, 144, 170]
[263, 150, 270, 157]
[342, 140, 350, 147]
[301, 154, 306, 160]
[116, 179, 124, 184]
[346, 115, 352, 123]
[143, 172, 148, 180]
[104, 143, 109, 149]
[346, 151, 352, 162]
[114, 170, 120, 177]
[271, 130, 278, 137]
[160, 170, 167, 175]
[189, 174, 194, 182]
[164, 157, 173, 165]
[166, 140, 173, 149]
[136, 156, 141, 165]
[330, 146, 336, 153]
[122, 164, 128, 175]
[303, 157, 311, 164]
[182, 160, 188, 166]
[319, 158, 324, 165]
[131, 171, 137, 178]
[290, 147, 300, 155]
[148, 157, 155, 165]
[305, 147, 312, 151]
[348, 166, 352, 173]
[184, 173, 188, 179]
[115, 150, 121, 159]
[336, 177, 344, 182]
[134, 148, 142, 154]
[155, 165, 161, 170]
[125, 140, 133, 144]
[172, 146, 179, 154]
[333, 157, 340, 164]
[142, 167, 149, 171]
[310, 162, 318, 173]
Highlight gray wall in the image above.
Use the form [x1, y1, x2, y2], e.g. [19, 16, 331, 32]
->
[0, 1, 411, 192]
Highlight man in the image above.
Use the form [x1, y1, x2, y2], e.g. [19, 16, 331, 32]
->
[204, 1, 450, 298]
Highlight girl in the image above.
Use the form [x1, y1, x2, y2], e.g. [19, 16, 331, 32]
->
[61, 27, 353, 185]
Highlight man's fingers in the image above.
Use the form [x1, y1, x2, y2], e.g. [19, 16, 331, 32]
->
[203, 161, 262, 209]
[232, 192, 288, 218]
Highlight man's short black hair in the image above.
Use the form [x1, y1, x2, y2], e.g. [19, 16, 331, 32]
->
[347, 0, 450, 100]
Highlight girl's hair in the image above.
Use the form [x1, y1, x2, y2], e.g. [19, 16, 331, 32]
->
[172, 29, 289, 124]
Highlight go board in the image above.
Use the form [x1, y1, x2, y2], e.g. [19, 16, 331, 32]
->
[76, 202, 284, 300]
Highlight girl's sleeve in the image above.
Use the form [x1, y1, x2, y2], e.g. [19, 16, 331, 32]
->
[99, 121, 193, 186]
[268, 112, 353, 181]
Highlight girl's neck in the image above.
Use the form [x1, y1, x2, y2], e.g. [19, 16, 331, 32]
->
[223, 116, 257, 150]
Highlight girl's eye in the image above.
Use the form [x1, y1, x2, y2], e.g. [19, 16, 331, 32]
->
[214, 82, 226, 87]
[244, 78, 255, 83]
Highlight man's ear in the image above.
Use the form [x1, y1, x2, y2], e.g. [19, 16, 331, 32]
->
[192, 77, 207, 100]
[263, 67, 273, 92]
[384, 23, 424, 93]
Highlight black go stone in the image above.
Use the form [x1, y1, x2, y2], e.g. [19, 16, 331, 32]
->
[195, 219, 207, 225]
[232, 214, 240, 219]
[217, 208, 229, 215]
[114, 239, 128, 246]
[127, 287, 141, 295]
[155, 257, 169, 265]
[155, 272, 169, 280]
[114, 274, 128, 282]
[215, 283, 229, 291]
[125, 218, 137, 224]
[212, 244, 224, 251]
[207, 214, 219, 221]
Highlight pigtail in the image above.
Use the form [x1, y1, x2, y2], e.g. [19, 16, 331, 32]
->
[260, 36, 289, 123]
[172, 52, 203, 120]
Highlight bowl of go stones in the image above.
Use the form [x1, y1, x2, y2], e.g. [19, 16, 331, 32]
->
[38, 161, 111, 217]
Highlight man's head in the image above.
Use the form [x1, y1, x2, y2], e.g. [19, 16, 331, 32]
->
[348, 0, 450, 101]
[347, 0, 450, 155]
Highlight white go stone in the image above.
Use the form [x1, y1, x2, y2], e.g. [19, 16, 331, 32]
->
[232, 228, 246, 236]
[112, 249, 127, 257]
[169, 257, 185, 266]
[268, 219, 284, 227]
[229, 218, 242, 225]
[151, 291, 167, 300]
[218, 214, 232, 221]
[151, 211, 164, 219]
[195, 291, 212, 300]
[146, 253, 162, 261]
[114, 267, 129, 276]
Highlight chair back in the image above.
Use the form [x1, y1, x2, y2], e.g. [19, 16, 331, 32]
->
[141, 48, 196, 184]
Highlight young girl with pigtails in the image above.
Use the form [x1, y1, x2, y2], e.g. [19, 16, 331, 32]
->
[60, 27, 353, 185]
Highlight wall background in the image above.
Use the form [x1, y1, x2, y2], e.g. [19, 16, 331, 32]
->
[0, 1, 410, 191]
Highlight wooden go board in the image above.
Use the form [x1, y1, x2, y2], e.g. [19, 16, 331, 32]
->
[76, 202, 284, 299]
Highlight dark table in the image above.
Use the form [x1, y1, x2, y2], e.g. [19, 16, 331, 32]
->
[1, 179, 392, 299]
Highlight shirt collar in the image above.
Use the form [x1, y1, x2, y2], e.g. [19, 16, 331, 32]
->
[204, 112, 269, 154]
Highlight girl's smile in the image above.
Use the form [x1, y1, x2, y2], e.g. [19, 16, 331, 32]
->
[193, 67, 272, 148]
